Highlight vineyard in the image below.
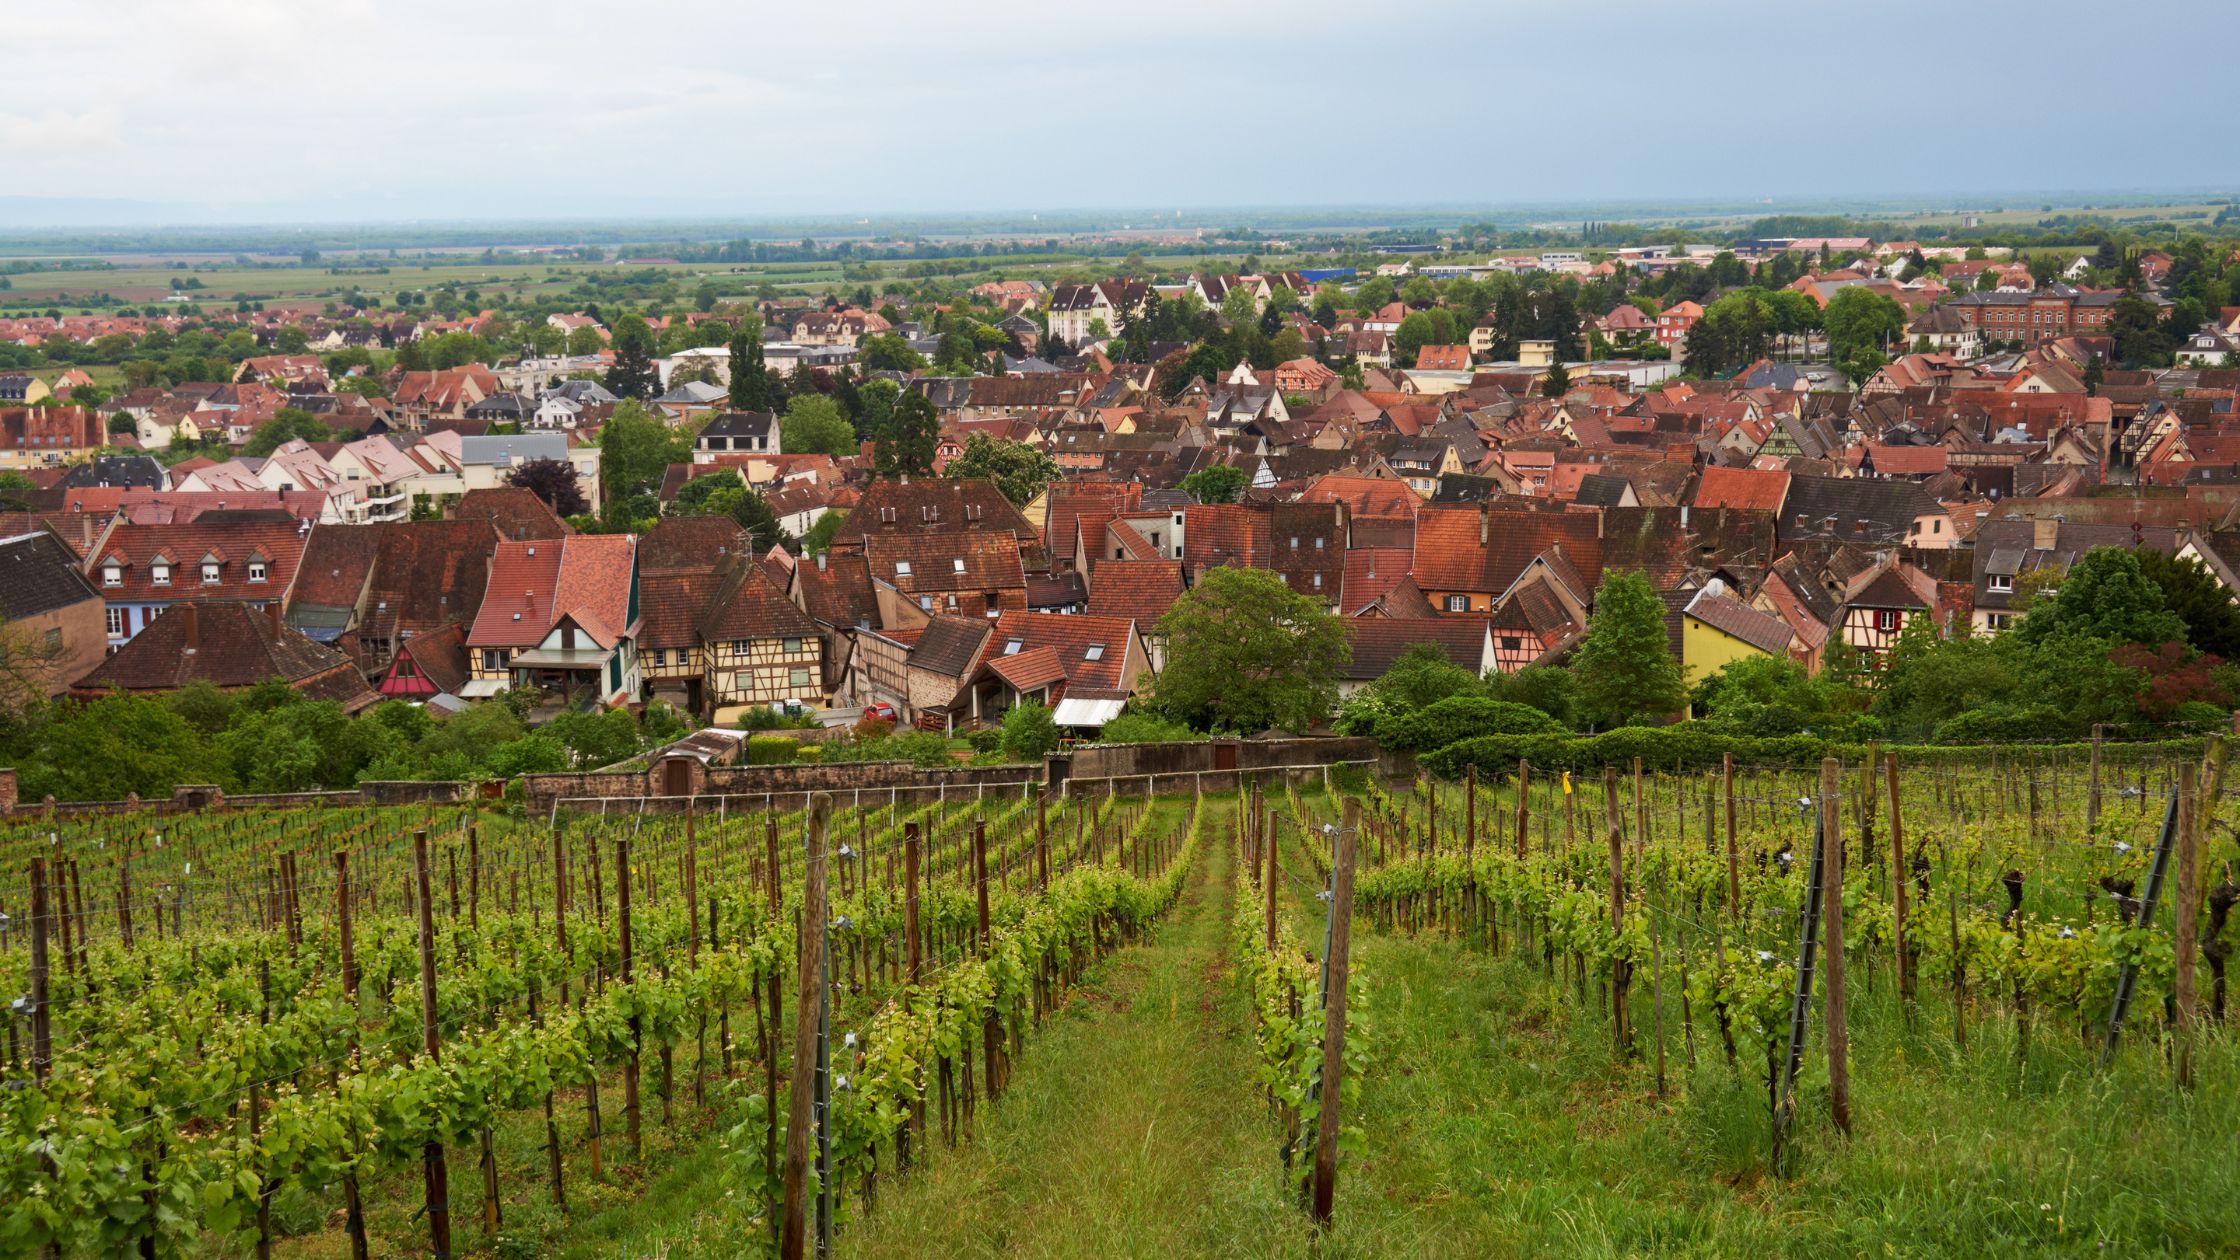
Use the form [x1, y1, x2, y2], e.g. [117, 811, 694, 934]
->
[2, 745, 2238, 1258]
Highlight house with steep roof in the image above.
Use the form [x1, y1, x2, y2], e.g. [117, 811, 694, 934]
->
[85, 512, 311, 650]
[71, 601, 379, 713]
[1339, 619, 1494, 697]
[1681, 583, 1796, 686]
[0, 530, 105, 700]
[1, 406, 103, 471]
[945, 610, 1148, 732]
[374, 621, 471, 703]
[464, 534, 641, 706]
[1410, 502, 1604, 615]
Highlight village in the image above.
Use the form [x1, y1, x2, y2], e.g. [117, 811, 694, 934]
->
[3, 226, 2239, 762]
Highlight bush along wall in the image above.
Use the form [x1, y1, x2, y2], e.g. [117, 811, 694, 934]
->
[1421, 727, 2208, 778]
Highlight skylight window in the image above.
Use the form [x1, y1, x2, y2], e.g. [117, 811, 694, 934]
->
[1084, 643, 1105, 661]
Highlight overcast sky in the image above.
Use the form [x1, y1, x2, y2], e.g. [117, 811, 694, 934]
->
[4, 0, 2234, 226]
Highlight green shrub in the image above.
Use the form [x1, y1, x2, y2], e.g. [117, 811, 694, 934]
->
[1097, 712, 1204, 744]
[1930, 704, 2071, 745]
[1375, 696, 1564, 752]
[1000, 700, 1060, 761]
[745, 734, 801, 764]
[966, 727, 1003, 754]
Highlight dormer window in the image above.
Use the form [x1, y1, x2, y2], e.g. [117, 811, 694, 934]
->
[201, 562, 220, 584]
[102, 564, 121, 587]
[248, 561, 267, 583]
[1988, 573, 2013, 593]
[151, 562, 171, 586]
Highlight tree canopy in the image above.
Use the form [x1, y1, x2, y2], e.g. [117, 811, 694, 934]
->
[1151, 566, 1349, 734]
[946, 435, 1059, 507]
[781, 393, 858, 457]
[1572, 570, 1687, 728]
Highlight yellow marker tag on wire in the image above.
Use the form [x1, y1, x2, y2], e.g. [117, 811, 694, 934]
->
[1562, 771, 1572, 795]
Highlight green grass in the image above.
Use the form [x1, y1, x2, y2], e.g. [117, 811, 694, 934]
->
[1252, 810, 2240, 1259]
[259, 792, 2240, 1259]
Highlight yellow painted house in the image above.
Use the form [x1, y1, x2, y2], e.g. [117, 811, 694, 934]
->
[1681, 586, 1797, 685]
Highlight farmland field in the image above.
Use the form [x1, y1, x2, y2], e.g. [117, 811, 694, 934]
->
[3, 749, 2236, 1258]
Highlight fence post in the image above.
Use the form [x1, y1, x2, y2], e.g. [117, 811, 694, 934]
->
[1513, 759, 1531, 860]
[411, 830, 453, 1260]
[1820, 757, 1851, 1137]
[1310, 798, 1360, 1227]
[1602, 768, 1631, 1056]
[780, 793, 831, 1260]
[617, 836, 641, 1161]
[2175, 763, 2202, 1089]
[1723, 752, 1740, 918]
[974, 818, 1001, 1098]
[1885, 753, 1912, 1004]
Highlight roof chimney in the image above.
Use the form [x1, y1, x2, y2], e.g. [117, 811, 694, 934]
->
[180, 602, 199, 652]
[2032, 517, 2058, 550]
[267, 600, 283, 635]
[1479, 500, 1490, 546]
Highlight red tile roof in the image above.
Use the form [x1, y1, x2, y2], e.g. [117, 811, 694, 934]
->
[467, 535, 637, 649]
[1084, 560, 1184, 624]
[1691, 465, 1790, 512]
[1409, 505, 1604, 597]
[71, 601, 378, 712]
[87, 514, 311, 605]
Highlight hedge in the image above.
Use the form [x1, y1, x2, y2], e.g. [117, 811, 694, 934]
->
[1422, 728, 2210, 778]
[745, 735, 802, 765]
[1374, 697, 1565, 754]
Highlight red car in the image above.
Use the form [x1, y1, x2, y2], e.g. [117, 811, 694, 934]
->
[864, 702, 898, 721]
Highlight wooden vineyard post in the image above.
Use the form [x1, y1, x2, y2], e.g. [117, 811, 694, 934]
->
[2175, 763, 2202, 1089]
[616, 836, 642, 1162]
[974, 818, 1001, 1098]
[1265, 797, 1280, 952]
[1311, 798, 1360, 1228]
[762, 810, 783, 1245]
[1819, 758, 1851, 1137]
[1513, 759, 1531, 860]
[410, 830, 453, 1260]
[1036, 798, 1050, 891]
[903, 820, 924, 1162]
[1886, 753, 1913, 1004]
[1722, 752, 1740, 918]
[334, 851, 357, 1001]
[780, 793, 831, 1260]
[1602, 768, 1631, 1056]
[2085, 723, 2105, 833]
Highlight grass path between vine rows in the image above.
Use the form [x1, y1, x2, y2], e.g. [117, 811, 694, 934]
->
[843, 818, 1309, 1260]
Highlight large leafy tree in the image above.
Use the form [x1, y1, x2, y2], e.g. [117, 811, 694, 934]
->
[597, 399, 686, 507]
[1822, 286, 1906, 384]
[604, 314, 659, 399]
[506, 457, 588, 517]
[727, 323, 772, 411]
[243, 406, 330, 456]
[1572, 569, 1686, 728]
[2131, 548, 2240, 658]
[1151, 566, 1349, 734]
[673, 471, 785, 552]
[782, 393, 858, 457]
[946, 435, 1058, 507]
[2015, 546, 2187, 648]
[874, 390, 940, 477]
[1179, 463, 1247, 505]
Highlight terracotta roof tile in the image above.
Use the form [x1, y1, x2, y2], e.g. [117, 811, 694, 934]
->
[1084, 560, 1184, 623]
